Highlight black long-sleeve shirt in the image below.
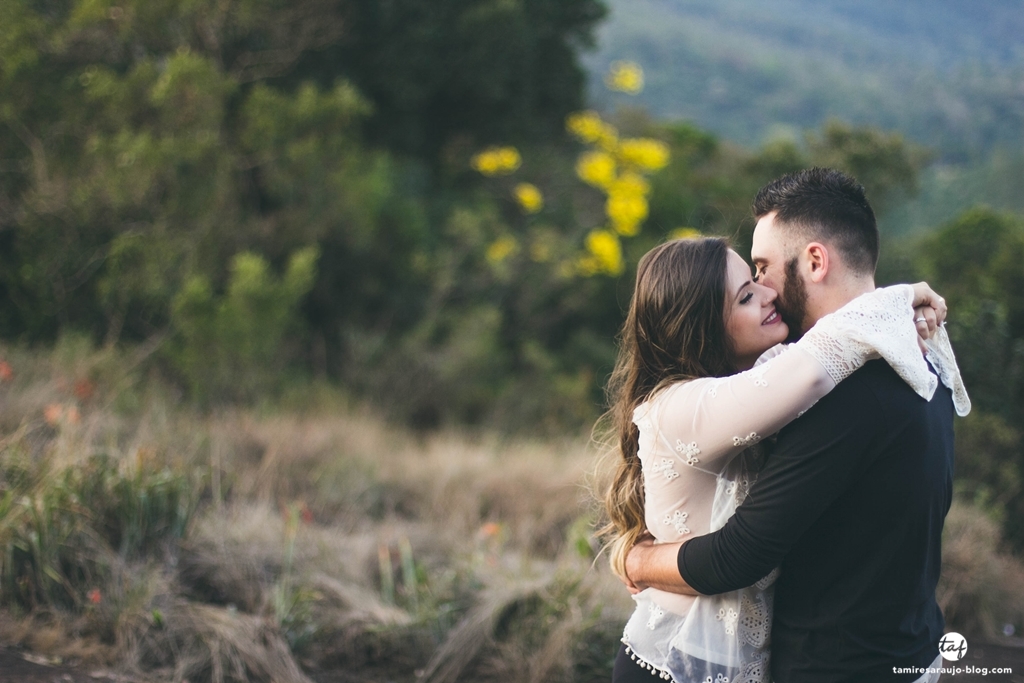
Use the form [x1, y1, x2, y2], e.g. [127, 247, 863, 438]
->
[678, 360, 955, 682]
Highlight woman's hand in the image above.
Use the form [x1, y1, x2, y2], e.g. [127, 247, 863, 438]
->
[911, 282, 947, 341]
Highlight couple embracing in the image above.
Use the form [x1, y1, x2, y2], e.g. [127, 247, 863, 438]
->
[601, 168, 970, 683]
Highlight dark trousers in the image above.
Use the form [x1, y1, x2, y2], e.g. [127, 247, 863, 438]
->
[612, 643, 665, 683]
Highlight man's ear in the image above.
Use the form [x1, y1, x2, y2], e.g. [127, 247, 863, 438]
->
[804, 242, 829, 283]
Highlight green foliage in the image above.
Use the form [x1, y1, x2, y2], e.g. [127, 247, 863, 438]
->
[0, 447, 199, 610]
[913, 207, 1024, 549]
[170, 247, 319, 403]
[806, 120, 929, 215]
[742, 120, 928, 219]
[0, 0, 616, 428]
[297, 0, 609, 158]
[953, 412, 1022, 519]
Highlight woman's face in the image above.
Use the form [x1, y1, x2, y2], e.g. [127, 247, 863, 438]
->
[723, 249, 788, 369]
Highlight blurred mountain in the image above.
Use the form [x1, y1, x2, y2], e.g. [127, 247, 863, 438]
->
[585, 0, 1024, 162]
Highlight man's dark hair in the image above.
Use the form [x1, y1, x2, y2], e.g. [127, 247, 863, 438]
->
[752, 167, 878, 274]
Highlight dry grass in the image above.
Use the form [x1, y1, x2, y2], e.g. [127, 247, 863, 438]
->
[938, 501, 1024, 637]
[1, 339, 1020, 682]
[0, 340, 632, 682]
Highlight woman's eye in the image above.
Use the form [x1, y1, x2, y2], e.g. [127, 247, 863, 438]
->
[740, 292, 753, 305]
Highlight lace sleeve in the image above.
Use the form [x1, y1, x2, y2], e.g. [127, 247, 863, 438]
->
[643, 347, 836, 472]
[924, 325, 971, 416]
[794, 284, 938, 401]
[643, 285, 947, 473]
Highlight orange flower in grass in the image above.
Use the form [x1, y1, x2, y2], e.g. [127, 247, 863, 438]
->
[74, 378, 96, 400]
[44, 403, 63, 425]
[44, 403, 80, 425]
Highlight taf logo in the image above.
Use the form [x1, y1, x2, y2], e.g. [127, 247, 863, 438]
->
[938, 632, 968, 661]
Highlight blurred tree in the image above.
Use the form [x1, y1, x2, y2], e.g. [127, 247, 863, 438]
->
[14, 0, 1016, 459]
[293, 0, 608, 160]
[170, 247, 319, 402]
[0, 0, 616, 426]
[915, 207, 1024, 549]
[741, 120, 930, 220]
[806, 119, 931, 215]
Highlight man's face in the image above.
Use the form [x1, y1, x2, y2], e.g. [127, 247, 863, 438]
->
[751, 211, 810, 339]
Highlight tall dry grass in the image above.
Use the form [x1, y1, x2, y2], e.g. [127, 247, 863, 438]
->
[0, 339, 632, 682]
[0, 338, 1021, 683]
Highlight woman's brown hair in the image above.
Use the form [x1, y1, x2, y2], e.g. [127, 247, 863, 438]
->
[599, 237, 736, 580]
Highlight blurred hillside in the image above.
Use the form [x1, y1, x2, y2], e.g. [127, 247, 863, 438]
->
[587, 0, 1024, 155]
[586, 0, 1024, 233]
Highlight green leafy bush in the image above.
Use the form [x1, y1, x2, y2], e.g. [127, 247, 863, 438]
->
[0, 447, 199, 610]
[169, 248, 318, 403]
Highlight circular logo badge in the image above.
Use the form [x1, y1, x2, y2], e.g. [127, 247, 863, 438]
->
[938, 632, 968, 661]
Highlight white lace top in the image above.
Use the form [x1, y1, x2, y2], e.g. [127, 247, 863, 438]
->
[620, 285, 969, 683]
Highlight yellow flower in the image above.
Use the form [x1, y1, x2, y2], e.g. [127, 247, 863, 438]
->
[578, 229, 624, 276]
[566, 111, 619, 149]
[575, 150, 617, 189]
[471, 146, 522, 176]
[596, 125, 619, 152]
[610, 172, 651, 198]
[486, 236, 518, 264]
[605, 61, 644, 94]
[617, 138, 670, 171]
[566, 111, 605, 143]
[607, 193, 648, 236]
[513, 183, 544, 214]
[670, 227, 702, 240]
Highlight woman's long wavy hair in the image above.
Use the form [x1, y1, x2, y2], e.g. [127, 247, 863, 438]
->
[598, 237, 737, 580]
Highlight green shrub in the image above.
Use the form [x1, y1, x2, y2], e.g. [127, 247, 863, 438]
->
[169, 247, 318, 404]
[0, 446, 199, 610]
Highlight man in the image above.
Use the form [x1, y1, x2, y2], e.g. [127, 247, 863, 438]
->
[623, 168, 959, 682]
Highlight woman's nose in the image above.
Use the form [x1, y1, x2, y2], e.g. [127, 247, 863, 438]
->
[760, 284, 778, 305]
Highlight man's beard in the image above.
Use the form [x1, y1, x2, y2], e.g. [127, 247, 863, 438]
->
[778, 257, 809, 342]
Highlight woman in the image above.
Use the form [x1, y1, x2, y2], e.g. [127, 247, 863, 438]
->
[599, 237, 966, 683]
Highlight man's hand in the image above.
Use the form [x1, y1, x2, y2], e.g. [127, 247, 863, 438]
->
[621, 536, 700, 596]
[622, 535, 655, 594]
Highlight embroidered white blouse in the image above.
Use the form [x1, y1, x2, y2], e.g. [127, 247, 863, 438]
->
[620, 284, 970, 683]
